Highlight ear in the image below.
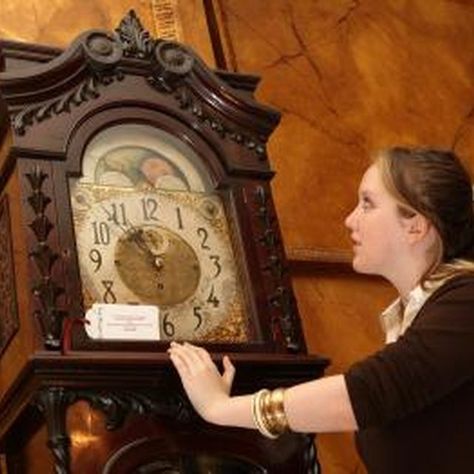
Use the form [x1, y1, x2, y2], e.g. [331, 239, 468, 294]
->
[404, 213, 431, 244]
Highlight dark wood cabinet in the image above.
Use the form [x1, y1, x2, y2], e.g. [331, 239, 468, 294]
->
[0, 11, 328, 473]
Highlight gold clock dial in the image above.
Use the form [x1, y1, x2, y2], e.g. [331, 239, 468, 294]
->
[115, 225, 201, 305]
[71, 184, 248, 342]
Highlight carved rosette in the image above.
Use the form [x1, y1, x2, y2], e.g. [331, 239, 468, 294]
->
[254, 185, 303, 352]
[0, 196, 19, 355]
[26, 166, 65, 349]
[11, 31, 124, 136]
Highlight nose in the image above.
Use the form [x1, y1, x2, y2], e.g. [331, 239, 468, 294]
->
[345, 207, 357, 230]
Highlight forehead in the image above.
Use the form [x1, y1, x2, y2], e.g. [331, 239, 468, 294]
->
[359, 164, 385, 194]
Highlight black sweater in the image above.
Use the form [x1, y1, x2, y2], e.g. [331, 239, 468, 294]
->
[345, 275, 474, 474]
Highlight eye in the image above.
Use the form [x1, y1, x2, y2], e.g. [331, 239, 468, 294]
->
[360, 196, 373, 211]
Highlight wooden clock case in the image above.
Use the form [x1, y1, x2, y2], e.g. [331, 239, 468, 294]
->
[0, 11, 328, 474]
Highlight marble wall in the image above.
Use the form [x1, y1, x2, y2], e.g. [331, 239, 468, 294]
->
[0, 0, 215, 65]
[211, 1, 474, 472]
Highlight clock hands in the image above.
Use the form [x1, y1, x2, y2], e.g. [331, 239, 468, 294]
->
[99, 204, 165, 272]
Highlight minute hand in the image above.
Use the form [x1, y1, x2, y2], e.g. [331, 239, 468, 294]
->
[100, 205, 164, 270]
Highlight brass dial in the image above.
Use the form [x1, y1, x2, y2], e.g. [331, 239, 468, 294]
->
[115, 225, 200, 305]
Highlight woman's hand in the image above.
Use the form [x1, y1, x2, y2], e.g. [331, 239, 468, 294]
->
[168, 341, 236, 424]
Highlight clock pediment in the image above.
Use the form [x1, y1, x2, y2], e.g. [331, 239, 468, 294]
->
[0, 11, 279, 178]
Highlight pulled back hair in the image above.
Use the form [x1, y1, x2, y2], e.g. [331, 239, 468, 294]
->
[374, 147, 474, 279]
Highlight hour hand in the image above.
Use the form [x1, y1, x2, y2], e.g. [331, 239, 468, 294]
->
[129, 228, 165, 271]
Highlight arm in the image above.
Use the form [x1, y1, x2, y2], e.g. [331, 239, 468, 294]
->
[168, 342, 357, 433]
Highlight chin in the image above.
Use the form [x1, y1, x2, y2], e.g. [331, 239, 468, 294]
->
[352, 258, 372, 274]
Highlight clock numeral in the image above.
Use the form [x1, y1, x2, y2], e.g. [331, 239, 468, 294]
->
[176, 206, 184, 230]
[193, 306, 203, 330]
[163, 312, 175, 337]
[89, 248, 102, 272]
[197, 227, 210, 250]
[106, 202, 127, 226]
[206, 285, 220, 308]
[141, 197, 159, 221]
[92, 221, 111, 245]
[209, 255, 221, 278]
[101, 280, 117, 304]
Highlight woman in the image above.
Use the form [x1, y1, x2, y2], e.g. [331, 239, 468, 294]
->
[168, 147, 474, 473]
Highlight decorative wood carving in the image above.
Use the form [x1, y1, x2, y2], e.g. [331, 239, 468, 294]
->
[25, 166, 65, 349]
[11, 34, 125, 136]
[116, 10, 269, 160]
[71, 389, 194, 430]
[0, 196, 19, 356]
[35, 387, 74, 474]
[116, 10, 154, 58]
[253, 184, 304, 352]
[34, 386, 195, 473]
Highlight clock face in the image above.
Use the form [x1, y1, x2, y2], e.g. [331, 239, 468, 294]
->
[69, 124, 250, 342]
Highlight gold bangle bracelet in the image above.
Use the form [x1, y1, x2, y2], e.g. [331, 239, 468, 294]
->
[251, 389, 278, 439]
[253, 387, 290, 438]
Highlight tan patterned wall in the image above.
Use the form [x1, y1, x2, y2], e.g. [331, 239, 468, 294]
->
[211, 1, 474, 473]
[0, 0, 215, 65]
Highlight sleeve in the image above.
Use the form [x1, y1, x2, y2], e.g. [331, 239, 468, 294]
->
[344, 278, 474, 429]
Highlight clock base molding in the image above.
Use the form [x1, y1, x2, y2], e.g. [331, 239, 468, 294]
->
[0, 353, 328, 473]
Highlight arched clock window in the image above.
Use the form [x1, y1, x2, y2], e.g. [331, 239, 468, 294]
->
[69, 123, 250, 343]
[72, 123, 212, 192]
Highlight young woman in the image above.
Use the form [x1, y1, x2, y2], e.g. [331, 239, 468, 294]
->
[168, 147, 474, 473]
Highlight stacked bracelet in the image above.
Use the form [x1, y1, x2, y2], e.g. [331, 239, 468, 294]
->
[251, 387, 290, 439]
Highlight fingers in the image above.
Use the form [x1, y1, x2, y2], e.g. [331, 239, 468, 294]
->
[168, 349, 191, 380]
[168, 342, 235, 385]
[222, 355, 236, 390]
[184, 342, 214, 366]
[168, 342, 212, 379]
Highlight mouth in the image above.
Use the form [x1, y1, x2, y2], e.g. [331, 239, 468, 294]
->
[350, 236, 361, 247]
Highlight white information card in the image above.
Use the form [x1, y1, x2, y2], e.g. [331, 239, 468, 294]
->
[85, 303, 160, 341]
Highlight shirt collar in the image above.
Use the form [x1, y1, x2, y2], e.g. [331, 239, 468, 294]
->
[379, 280, 444, 344]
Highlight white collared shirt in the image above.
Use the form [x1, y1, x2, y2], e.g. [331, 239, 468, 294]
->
[379, 279, 446, 344]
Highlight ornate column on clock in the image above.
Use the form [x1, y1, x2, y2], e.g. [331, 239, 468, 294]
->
[0, 11, 328, 474]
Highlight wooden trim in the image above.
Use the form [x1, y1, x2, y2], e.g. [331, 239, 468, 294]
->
[203, 0, 228, 70]
[287, 246, 354, 272]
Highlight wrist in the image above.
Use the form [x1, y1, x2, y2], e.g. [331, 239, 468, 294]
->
[201, 394, 232, 425]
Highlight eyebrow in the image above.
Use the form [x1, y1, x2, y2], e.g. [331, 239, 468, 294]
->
[358, 189, 375, 199]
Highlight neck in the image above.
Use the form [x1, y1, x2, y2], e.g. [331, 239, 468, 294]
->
[387, 255, 431, 301]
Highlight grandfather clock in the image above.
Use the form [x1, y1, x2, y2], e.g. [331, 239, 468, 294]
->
[0, 11, 328, 473]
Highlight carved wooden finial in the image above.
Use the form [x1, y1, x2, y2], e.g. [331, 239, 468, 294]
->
[115, 10, 153, 58]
